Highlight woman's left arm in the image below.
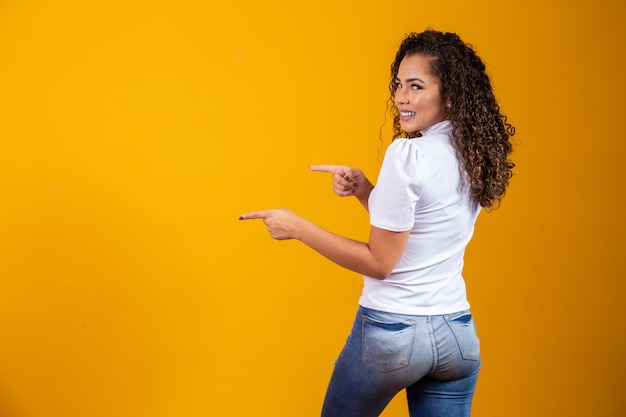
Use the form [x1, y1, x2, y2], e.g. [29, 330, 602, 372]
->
[239, 208, 409, 279]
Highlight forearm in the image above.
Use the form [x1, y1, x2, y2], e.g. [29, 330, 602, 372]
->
[294, 218, 390, 279]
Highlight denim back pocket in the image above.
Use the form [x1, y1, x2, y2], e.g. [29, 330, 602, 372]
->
[361, 314, 416, 372]
[444, 311, 480, 361]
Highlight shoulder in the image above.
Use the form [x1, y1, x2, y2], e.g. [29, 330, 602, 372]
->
[379, 139, 432, 186]
[383, 140, 424, 173]
[387, 138, 424, 157]
[386, 136, 450, 162]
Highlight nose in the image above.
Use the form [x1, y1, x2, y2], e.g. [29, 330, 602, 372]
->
[395, 89, 408, 105]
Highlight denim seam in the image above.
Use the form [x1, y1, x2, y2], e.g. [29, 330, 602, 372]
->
[427, 315, 438, 374]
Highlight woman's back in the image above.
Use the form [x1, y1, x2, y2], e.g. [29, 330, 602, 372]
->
[361, 121, 480, 315]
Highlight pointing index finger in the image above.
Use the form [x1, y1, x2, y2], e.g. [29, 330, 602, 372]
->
[238, 211, 268, 220]
[309, 165, 346, 176]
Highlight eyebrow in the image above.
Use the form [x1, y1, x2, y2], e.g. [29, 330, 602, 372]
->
[395, 76, 425, 84]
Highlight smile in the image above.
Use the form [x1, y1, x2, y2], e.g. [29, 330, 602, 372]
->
[400, 111, 415, 117]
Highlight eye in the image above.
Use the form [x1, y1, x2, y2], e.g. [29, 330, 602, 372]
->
[395, 82, 402, 89]
[410, 84, 422, 91]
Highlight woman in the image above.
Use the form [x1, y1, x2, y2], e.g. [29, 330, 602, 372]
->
[239, 29, 515, 417]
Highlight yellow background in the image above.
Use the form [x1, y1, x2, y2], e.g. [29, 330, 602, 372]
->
[0, 0, 624, 416]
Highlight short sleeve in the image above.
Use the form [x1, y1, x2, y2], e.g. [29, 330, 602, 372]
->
[369, 139, 429, 232]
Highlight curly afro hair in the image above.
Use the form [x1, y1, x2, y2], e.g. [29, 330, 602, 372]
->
[388, 29, 515, 209]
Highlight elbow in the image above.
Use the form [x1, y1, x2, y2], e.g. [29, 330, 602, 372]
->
[366, 256, 402, 279]
[367, 266, 394, 280]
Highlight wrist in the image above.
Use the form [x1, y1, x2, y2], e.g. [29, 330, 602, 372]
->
[355, 182, 373, 199]
[293, 216, 312, 241]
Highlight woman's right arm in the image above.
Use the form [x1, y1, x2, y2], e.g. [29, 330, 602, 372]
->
[309, 165, 374, 211]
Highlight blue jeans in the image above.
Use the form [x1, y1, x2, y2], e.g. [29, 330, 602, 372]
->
[321, 306, 481, 417]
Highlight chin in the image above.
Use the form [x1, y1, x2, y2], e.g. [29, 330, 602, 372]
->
[401, 124, 420, 134]
[400, 123, 417, 133]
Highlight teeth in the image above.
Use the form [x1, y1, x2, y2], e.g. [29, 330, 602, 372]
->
[400, 111, 415, 116]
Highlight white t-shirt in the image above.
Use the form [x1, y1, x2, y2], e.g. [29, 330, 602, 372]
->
[359, 120, 481, 315]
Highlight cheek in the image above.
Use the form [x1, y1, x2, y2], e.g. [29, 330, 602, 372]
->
[430, 98, 447, 116]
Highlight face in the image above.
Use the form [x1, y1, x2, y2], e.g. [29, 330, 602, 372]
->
[394, 54, 448, 134]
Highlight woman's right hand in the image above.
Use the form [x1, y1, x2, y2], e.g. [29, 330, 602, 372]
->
[309, 165, 373, 201]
